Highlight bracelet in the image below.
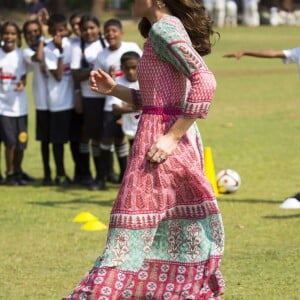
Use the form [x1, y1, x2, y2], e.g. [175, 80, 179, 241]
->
[38, 36, 45, 42]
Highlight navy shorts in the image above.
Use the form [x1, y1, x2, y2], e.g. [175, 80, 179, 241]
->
[102, 111, 124, 140]
[36, 110, 50, 142]
[49, 109, 72, 144]
[0, 115, 28, 150]
[69, 109, 83, 142]
[82, 97, 105, 140]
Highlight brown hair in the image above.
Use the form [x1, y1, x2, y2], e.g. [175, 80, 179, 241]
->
[138, 0, 218, 56]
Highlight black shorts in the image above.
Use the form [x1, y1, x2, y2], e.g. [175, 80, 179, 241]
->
[82, 97, 105, 140]
[49, 109, 72, 144]
[0, 115, 28, 150]
[69, 109, 83, 142]
[36, 110, 50, 142]
[102, 111, 125, 140]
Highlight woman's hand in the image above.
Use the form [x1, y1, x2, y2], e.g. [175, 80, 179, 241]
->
[90, 68, 117, 95]
[147, 134, 179, 163]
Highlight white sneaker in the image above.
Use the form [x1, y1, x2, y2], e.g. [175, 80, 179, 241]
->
[279, 197, 300, 209]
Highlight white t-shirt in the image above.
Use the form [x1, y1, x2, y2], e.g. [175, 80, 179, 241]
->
[0, 48, 28, 117]
[71, 37, 107, 98]
[94, 41, 143, 111]
[23, 47, 49, 110]
[44, 37, 74, 112]
[70, 36, 81, 46]
[283, 47, 300, 71]
[109, 76, 140, 139]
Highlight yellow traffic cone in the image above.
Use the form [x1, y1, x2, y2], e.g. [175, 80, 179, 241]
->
[204, 146, 219, 197]
[72, 211, 98, 223]
[81, 220, 108, 231]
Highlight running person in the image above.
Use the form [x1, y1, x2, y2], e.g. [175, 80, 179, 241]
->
[64, 0, 224, 298]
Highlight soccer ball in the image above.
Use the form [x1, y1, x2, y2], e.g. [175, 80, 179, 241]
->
[217, 169, 241, 193]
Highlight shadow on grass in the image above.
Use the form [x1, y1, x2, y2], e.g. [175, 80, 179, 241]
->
[27, 196, 115, 208]
[263, 214, 300, 219]
[218, 197, 300, 217]
[217, 198, 282, 204]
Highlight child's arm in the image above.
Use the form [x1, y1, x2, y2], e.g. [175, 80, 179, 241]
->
[14, 74, 26, 91]
[49, 35, 64, 81]
[32, 36, 45, 63]
[72, 68, 91, 85]
[36, 8, 49, 38]
[223, 49, 286, 60]
[112, 103, 136, 116]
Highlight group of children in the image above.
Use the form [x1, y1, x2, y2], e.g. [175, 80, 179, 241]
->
[0, 11, 142, 189]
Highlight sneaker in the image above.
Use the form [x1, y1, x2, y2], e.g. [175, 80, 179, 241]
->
[55, 175, 72, 188]
[13, 172, 30, 186]
[6, 174, 20, 186]
[89, 179, 106, 191]
[20, 171, 36, 182]
[279, 197, 300, 209]
[42, 177, 53, 186]
[14, 172, 28, 186]
[0, 174, 5, 185]
[107, 172, 119, 184]
[80, 176, 94, 187]
[72, 175, 82, 185]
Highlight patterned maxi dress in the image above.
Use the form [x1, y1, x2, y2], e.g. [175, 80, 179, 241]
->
[64, 15, 225, 300]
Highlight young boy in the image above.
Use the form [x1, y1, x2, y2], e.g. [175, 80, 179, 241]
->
[111, 51, 141, 149]
[92, 18, 142, 189]
[111, 51, 141, 182]
[224, 46, 300, 209]
[44, 13, 73, 187]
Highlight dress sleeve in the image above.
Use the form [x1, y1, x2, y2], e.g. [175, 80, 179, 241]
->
[149, 18, 216, 119]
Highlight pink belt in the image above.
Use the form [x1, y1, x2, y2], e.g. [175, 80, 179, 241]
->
[137, 105, 183, 122]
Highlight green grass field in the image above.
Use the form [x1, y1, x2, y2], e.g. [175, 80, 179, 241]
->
[1, 24, 300, 299]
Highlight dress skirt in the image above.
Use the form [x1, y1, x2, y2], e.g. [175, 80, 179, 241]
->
[64, 112, 225, 300]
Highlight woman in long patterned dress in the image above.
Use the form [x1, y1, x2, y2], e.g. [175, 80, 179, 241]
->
[64, 0, 225, 299]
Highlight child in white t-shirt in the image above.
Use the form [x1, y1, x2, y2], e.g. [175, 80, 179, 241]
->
[111, 51, 141, 149]
[67, 12, 89, 186]
[71, 14, 107, 189]
[44, 13, 74, 187]
[93, 18, 143, 187]
[23, 19, 51, 185]
[0, 21, 30, 185]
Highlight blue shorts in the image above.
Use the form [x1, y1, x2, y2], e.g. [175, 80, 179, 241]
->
[0, 115, 28, 150]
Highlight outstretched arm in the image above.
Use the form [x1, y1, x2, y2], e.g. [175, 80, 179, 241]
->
[223, 49, 286, 60]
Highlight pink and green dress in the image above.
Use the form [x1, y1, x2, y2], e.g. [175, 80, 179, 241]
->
[64, 15, 225, 300]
